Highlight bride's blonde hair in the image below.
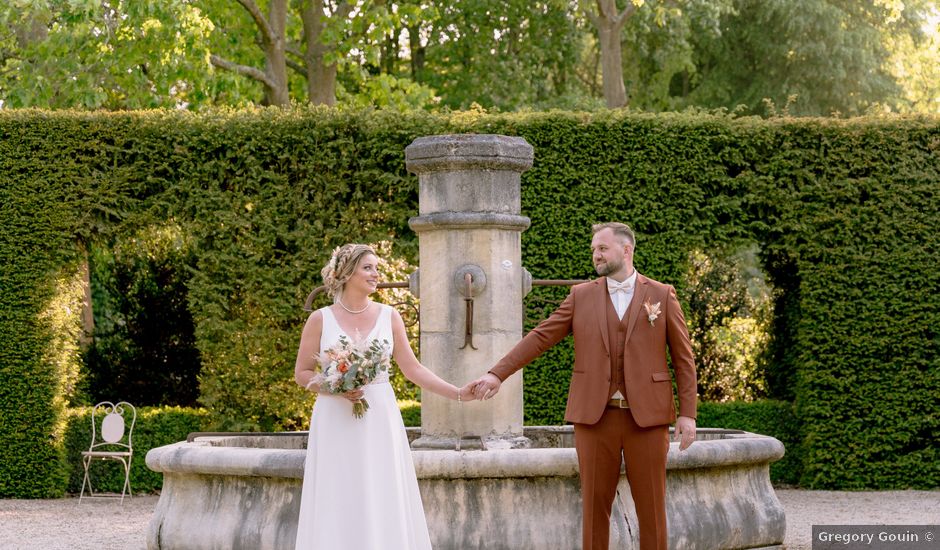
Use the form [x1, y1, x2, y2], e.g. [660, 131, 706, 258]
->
[321, 243, 377, 300]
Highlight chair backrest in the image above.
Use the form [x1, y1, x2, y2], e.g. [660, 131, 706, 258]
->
[88, 401, 136, 452]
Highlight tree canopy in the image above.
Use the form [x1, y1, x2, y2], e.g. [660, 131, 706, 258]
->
[1, 0, 937, 114]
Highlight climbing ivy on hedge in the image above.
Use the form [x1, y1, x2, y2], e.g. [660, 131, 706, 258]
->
[1, 108, 937, 495]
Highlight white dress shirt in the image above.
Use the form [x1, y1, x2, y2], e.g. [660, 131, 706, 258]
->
[606, 270, 637, 321]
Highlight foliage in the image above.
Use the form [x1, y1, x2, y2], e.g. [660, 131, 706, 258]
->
[0, 109, 117, 497]
[83, 224, 200, 407]
[886, 6, 940, 114]
[685, 246, 771, 402]
[748, 116, 940, 488]
[675, 0, 939, 116]
[617, 0, 735, 110]
[1, 1, 937, 114]
[0, 0, 229, 109]
[418, 0, 586, 110]
[173, 108, 443, 430]
[399, 399, 421, 427]
[1, 109, 938, 494]
[63, 406, 208, 494]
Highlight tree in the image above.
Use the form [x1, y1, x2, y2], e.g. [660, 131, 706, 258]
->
[209, 0, 291, 106]
[673, 0, 939, 116]
[417, 0, 587, 110]
[577, 0, 734, 109]
[206, 1, 436, 107]
[206, 0, 358, 106]
[886, 3, 940, 113]
[299, 0, 355, 105]
[581, 0, 637, 108]
[0, 1, 241, 109]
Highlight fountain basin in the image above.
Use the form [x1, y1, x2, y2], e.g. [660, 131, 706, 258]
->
[145, 427, 785, 549]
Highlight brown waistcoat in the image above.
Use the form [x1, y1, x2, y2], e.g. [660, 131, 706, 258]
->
[605, 295, 629, 400]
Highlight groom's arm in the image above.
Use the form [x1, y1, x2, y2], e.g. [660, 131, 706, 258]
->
[664, 284, 697, 419]
[490, 290, 575, 381]
[665, 284, 698, 450]
[471, 290, 575, 399]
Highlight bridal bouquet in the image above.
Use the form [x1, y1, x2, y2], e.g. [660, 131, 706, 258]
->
[314, 336, 391, 418]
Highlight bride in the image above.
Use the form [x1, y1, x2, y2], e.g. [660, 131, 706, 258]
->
[293, 243, 475, 550]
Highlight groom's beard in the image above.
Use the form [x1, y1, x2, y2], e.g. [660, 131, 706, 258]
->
[594, 256, 624, 276]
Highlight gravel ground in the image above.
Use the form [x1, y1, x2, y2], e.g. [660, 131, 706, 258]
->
[0, 490, 938, 549]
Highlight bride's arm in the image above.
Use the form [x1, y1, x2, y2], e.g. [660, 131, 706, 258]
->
[391, 309, 474, 401]
[294, 311, 324, 392]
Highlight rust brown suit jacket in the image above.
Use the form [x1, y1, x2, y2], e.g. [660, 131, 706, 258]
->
[490, 274, 697, 427]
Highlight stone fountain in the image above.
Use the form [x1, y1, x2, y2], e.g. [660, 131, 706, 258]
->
[146, 134, 786, 549]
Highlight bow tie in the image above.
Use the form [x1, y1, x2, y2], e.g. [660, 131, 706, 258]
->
[607, 279, 634, 294]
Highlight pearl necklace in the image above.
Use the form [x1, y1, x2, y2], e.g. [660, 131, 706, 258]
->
[338, 298, 370, 314]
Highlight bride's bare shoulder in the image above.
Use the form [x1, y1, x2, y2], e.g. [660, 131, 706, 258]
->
[304, 309, 325, 330]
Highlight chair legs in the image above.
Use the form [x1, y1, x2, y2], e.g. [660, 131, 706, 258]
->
[79, 455, 133, 503]
[79, 455, 92, 503]
[121, 457, 132, 501]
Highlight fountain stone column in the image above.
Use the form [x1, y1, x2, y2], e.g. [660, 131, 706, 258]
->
[406, 134, 534, 449]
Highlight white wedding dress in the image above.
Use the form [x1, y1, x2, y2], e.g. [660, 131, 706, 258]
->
[294, 304, 433, 550]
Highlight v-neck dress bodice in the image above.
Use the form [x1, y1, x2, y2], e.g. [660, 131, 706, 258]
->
[320, 305, 393, 385]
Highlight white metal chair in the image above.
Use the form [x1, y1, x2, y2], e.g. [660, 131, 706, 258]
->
[79, 401, 136, 503]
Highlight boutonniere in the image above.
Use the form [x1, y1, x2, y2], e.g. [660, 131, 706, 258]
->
[643, 300, 661, 327]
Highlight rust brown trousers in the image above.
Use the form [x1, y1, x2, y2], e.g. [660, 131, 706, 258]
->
[490, 275, 697, 550]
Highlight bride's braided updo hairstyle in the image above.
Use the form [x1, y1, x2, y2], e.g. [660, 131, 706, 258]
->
[321, 243, 377, 301]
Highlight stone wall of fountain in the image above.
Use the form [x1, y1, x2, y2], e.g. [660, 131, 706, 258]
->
[146, 428, 785, 549]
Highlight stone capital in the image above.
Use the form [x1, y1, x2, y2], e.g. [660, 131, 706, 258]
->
[405, 134, 534, 174]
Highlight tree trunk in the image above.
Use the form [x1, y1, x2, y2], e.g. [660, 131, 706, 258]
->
[265, 0, 290, 105]
[301, 1, 342, 106]
[382, 29, 399, 75]
[212, 0, 291, 105]
[408, 24, 425, 82]
[588, 0, 633, 108]
[597, 19, 627, 107]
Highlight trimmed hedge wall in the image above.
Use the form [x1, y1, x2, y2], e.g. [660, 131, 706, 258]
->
[1, 109, 938, 495]
[697, 400, 801, 485]
[64, 406, 208, 494]
[760, 120, 940, 488]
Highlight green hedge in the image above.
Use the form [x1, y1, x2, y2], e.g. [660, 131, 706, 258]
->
[751, 119, 940, 488]
[63, 406, 208, 494]
[697, 400, 802, 485]
[0, 111, 114, 497]
[399, 400, 422, 428]
[1, 108, 938, 493]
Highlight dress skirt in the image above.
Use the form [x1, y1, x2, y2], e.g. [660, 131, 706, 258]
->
[294, 381, 432, 550]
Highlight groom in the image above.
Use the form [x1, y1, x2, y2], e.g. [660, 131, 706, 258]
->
[470, 222, 697, 550]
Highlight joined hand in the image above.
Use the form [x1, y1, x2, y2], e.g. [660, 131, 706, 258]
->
[469, 373, 502, 400]
[457, 384, 480, 402]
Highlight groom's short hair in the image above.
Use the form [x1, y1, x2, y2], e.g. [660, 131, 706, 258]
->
[592, 222, 635, 247]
